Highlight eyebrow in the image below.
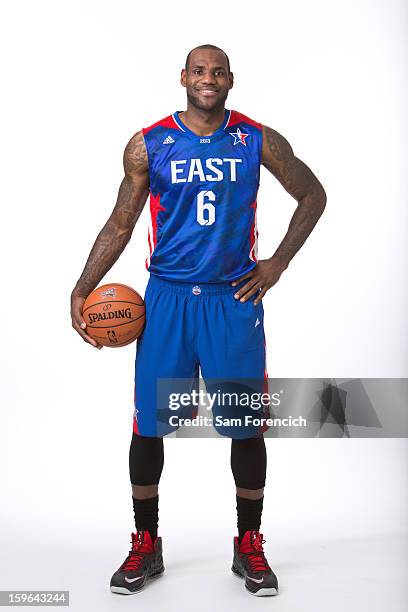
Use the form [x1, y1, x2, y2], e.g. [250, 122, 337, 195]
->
[191, 65, 226, 70]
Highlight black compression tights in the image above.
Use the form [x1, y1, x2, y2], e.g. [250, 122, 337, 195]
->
[230, 435, 267, 490]
[129, 434, 164, 486]
[129, 433, 266, 490]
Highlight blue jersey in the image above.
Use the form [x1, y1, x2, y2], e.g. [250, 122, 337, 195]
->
[142, 109, 263, 283]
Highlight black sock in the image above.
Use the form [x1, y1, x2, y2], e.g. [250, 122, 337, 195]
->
[236, 495, 264, 542]
[132, 495, 159, 541]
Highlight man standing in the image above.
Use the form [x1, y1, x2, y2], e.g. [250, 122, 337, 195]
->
[71, 44, 326, 596]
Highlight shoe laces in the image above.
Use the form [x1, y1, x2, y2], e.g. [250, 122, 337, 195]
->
[121, 532, 148, 572]
[241, 531, 271, 573]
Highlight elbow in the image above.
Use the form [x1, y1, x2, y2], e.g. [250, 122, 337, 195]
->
[321, 186, 327, 208]
[300, 183, 327, 214]
[315, 183, 327, 213]
[320, 193, 327, 214]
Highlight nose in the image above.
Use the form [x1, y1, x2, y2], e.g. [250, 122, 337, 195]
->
[200, 70, 217, 85]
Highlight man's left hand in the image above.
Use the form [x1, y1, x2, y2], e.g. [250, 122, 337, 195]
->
[231, 258, 287, 305]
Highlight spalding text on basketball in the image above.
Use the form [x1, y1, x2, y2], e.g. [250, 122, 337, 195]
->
[88, 308, 132, 323]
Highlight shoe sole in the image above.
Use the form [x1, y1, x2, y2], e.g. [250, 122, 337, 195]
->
[231, 565, 278, 597]
[110, 567, 164, 595]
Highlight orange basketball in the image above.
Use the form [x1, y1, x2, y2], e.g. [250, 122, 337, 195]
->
[82, 283, 145, 347]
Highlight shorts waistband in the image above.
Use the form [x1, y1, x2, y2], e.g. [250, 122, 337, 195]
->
[148, 274, 242, 296]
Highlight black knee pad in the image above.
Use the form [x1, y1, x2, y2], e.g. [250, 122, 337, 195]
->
[230, 435, 267, 490]
[129, 433, 164, 485]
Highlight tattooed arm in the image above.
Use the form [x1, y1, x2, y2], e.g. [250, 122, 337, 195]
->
[71, 131, 149, 347]
[232, 125, 327, 305]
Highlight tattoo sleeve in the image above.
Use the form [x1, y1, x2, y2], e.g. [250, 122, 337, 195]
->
[262, 125, 327, 269]
[72, 131, 150, 298]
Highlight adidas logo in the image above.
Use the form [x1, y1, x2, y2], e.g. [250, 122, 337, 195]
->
[162, 135, 175, 145]
[255, 318, 260, 328]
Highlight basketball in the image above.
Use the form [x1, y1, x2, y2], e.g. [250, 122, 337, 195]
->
[82, 283, 145, 347]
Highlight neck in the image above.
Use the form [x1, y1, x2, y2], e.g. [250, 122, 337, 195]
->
[179, 103, 226, 136]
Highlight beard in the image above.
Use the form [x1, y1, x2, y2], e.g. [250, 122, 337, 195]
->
[186, 87, 229, 113]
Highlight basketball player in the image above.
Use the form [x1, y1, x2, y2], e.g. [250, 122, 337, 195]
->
[71, 44, 326, 596]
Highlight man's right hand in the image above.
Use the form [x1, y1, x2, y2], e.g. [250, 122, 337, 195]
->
[71, 292, 103, 349]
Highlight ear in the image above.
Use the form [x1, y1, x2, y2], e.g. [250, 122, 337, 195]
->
[229, 71, 234, 90]
[180, 68, 187, 88]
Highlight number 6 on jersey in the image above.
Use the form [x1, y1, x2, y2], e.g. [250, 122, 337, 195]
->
[197, 190, 216, 226]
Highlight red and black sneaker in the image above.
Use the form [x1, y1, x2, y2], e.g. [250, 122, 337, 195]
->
[232, 530, 278, 596]
[110, 531, 164, 594]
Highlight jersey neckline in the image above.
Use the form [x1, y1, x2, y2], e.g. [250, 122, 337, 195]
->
[172, 109, 231, 140]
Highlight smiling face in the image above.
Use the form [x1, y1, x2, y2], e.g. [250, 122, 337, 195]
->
[181, 48, 234, 112]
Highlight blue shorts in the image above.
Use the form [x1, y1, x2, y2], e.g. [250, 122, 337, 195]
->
[133, 275, 270, 438]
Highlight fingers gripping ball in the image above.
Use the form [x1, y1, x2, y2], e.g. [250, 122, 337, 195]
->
[82, 283, 145, 347]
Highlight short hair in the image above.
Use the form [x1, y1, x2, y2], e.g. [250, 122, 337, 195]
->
[185, 44, 230, 73]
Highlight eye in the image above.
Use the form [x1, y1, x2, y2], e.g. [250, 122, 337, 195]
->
[193, 69, 202, 74]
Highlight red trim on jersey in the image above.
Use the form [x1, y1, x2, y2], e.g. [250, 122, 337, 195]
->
[228, 110, 262, 130]
[146, 228, 154, 270]
[146, 192, 166, 269]
[260, 340, 270, 434]
[249, 200, 259, 263]
[142, 115, 182, 135]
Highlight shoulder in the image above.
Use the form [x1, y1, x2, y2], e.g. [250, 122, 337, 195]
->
[141, 113, 184, 160]
[125, 112, 183, 174]
[228, 110, 262, 131]
[142, 113, 182, 136]
[261, 125, 294, 167]
[124, 130, 149, 176]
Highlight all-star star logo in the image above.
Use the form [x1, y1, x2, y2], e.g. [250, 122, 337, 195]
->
[230, 127, 249, 146]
